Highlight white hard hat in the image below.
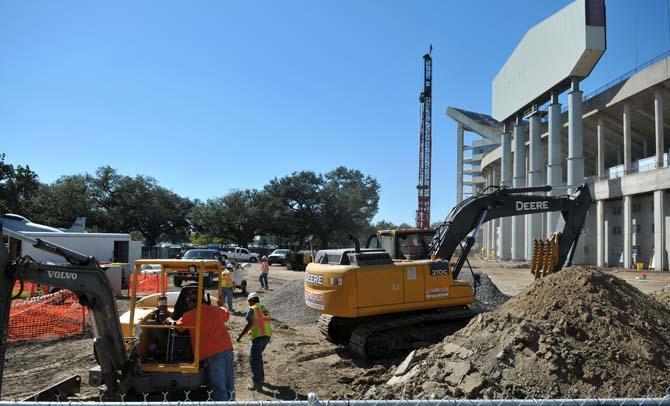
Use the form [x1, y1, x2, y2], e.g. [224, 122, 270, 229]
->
[247, 292, 259, 300]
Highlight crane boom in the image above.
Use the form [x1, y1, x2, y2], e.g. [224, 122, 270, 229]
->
[416, 51, 432, 229]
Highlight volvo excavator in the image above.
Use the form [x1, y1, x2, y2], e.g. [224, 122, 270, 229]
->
[0, 220, 225, 400]
[304, 183, 592, 359]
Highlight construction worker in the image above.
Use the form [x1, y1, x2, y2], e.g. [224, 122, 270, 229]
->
[173, 288, 235, 400]
[236, 292, 271, 391]
[221, 264, 234, 311]
[259, 256, 269, 289]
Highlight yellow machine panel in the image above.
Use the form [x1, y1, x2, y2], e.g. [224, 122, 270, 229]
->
[403, 264, 425, 303]
[355, 265, 403, 307]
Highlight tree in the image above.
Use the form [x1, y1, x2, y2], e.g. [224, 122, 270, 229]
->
[262, 171, 324, 245]
[318, 167, 380, 247]
[0, 154, 39, 217]
[113, 174, 193, 246]
[190, 189, 264, 247]
[31, 174, 99, 229]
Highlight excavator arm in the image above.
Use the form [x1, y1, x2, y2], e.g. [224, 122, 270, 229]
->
[429, 183, 592, 279]
[0, 222, 129, 397]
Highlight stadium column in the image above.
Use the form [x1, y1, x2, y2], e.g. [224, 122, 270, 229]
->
[512, 115, 526, 261]
[654, 190, 666, 271]
[457, 124, 464, 203]
[623, 195, 632, 269]
[491, 166, 498, 259]
[596, 117, 605, 267]
[623, 102, 632, 172]
[596, 200, 604, 267]
[546, 91, 562, 238]
[526, 110, 543, 259]
[597, 117, 605, 178]
[500, 123, 512, 260]
[567, 77, 584, 193]
[655, 89, 664, 169]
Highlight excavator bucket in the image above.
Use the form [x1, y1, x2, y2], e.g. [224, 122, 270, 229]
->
[531, 232, 562, 279]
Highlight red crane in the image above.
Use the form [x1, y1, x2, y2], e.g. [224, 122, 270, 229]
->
[416, 49, 432, 229]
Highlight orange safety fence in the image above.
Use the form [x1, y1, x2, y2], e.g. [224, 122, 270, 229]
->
[131, 272, 168, 295]
[8, 289, 87, 342]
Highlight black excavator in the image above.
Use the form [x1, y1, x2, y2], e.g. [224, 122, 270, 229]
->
[305, 183, 592, 358]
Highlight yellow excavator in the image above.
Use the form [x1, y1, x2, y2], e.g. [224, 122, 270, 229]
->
[0, 222, 224, 400]
[305, 184, 592, 358]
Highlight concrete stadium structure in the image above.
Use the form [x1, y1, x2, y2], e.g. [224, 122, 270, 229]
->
[453, 52, 670, 271]
[451, 1, 669, 271]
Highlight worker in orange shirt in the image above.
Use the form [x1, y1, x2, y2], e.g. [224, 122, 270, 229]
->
[173, 288, 235, 400]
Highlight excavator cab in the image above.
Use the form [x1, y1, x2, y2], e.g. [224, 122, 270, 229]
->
[366, 228, 435, 260]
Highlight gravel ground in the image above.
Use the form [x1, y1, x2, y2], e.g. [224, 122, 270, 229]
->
[264, 279, 320, 325]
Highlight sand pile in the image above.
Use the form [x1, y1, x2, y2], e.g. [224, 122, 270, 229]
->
[264, 279, 320, 325]
[368, 268, 670, 399]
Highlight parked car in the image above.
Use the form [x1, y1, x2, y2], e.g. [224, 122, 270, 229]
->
[173, 249, 220, 287]
[267, 249, 292, 265]
[220, 246, 259, 262]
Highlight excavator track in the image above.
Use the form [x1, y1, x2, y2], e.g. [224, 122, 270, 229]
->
[348, 307, 482, 359]
[319, 314, 356, 345]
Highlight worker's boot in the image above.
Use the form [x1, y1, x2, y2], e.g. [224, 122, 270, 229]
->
[247, 382, 263, 391]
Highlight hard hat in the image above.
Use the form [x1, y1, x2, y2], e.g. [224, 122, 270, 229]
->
[247, 292, 259, 300]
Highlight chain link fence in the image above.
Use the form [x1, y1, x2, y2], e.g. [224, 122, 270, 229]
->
[10, 385, 670, 405]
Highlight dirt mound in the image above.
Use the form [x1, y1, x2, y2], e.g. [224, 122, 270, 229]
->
[264, 279, 320, 325]
[651, 285, 670, 308]
[369, 268, 670, 399]
[458, 271, 509, 308]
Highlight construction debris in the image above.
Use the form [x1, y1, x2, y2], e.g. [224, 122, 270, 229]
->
[367, 268, 670, 399]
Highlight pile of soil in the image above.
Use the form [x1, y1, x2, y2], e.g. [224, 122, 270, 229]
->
[651, 285, 670, 308]
[367, 268, 670, 399]
[264, 280, 320, 325]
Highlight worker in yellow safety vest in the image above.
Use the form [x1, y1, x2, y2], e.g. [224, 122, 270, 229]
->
[221, 265, 234, 311]
[236, 292, 271, 391]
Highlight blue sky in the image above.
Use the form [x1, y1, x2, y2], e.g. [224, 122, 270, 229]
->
[1, 1, 668, 225]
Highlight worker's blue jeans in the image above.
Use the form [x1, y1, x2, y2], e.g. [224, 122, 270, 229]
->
[259, 273, 268, 289]
[205, 350, 235, 400]
[249, 335, 270, 384]
[222, 287, 233, 310]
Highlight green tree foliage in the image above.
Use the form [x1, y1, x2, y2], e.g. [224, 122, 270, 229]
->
[318, 167, 379, 247]
[0, 154, 39, 216]
[31, 174, 99, 229]
[30, 166, 192, 246]
[190, 189, 264, 247]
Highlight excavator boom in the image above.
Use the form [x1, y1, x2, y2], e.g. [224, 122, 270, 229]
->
[430, 183, 592, 278]
[0, 222, 129, 397]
